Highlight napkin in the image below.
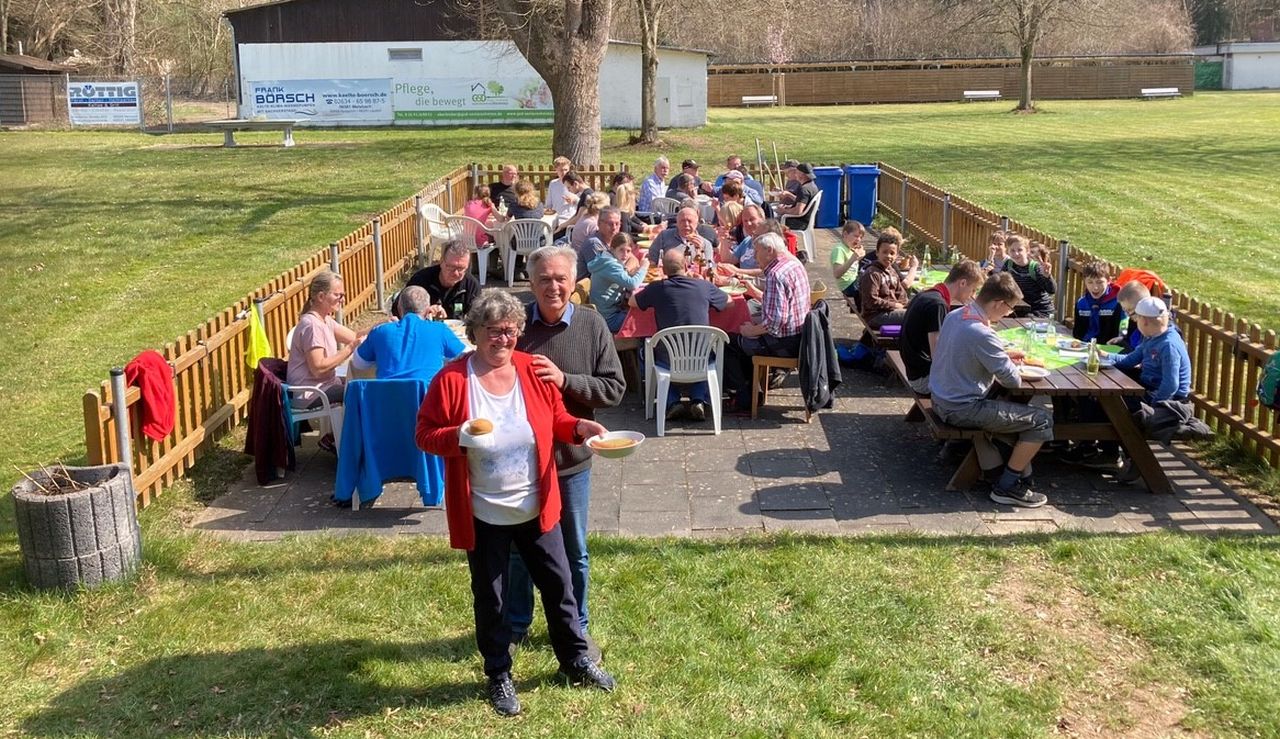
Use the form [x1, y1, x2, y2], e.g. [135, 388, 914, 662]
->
[458, 422, 497, 449]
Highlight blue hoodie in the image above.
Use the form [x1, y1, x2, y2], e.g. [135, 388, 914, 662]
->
[588, 251, 645, 325]
[1073, 283, 1125, 343]
[1114, 326, 1191, 403]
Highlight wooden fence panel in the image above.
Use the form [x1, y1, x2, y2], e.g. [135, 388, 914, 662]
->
[877, 164, 1280, 471]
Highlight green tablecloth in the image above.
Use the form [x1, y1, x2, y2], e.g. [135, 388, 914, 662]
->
[995, 327, 1122, 370]
[907, 269, 951, 293]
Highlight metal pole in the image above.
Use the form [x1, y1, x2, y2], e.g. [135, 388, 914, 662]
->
[445, 181, 455, 213]
[164, 74, 173, 133]
[1000, 216, 1010, 233]
[899, 177, 908, 233]
[413, 195, 426, 267]
[330, 242, 342, 324]
[470, 163, 479, 190]
[942, 194, 952, 255]
[372, 217, 385, 311]
[109, 368, 133, 471]
[1056, 239, 1070, 322]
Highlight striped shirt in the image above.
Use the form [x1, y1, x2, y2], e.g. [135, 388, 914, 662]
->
[760, 255, 811, 338]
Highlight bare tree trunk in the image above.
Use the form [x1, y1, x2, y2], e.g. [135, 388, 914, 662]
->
[101, 0, 138, 74]
[552, 50, 603, 163]
[1, 0, 9, 56]
[1018, 39, 1034, 110]
[636, 0, 662, 143]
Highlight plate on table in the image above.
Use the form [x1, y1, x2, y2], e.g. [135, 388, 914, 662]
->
[1057, 338, 1086, 351]
[720, 284, 747, 296]
[1019, 366, 1051, 380]
[585, 431, 645, 459]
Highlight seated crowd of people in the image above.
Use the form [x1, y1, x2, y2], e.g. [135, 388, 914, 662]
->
[272, 160, 1200, 718]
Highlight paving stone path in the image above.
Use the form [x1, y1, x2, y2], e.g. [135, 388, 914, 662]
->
[193, 230, 1277, 541]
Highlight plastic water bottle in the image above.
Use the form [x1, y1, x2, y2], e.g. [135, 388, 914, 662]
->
[1086, 339, 1100, 376]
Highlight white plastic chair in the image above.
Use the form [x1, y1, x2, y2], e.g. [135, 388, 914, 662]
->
[499, 218, 553, 287]
[643, 326, 728, 437]
[419, 203, 452, 263]
[445, 215, 498, 286]
[795, 189, 823, 258]
[650, 196, 682, 216]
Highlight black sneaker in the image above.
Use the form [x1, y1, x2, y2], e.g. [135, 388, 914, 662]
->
[1079, 450, 1122, 471]
[1058, 442, 1099, 466]
[796, 250, 809, 263]
[768, 369, 789, 389]
[990, 477, 1048, 508]
[560, 656, 616, 692]
[665, 403, 687, 422]
[487, 673, 521, 716]
[688, 401, 708, 422]
[1117, 461, 1142, 485]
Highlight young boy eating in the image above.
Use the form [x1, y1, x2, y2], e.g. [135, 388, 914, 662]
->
[1001, 234, 1056, 318]
[1111, 281, 1151, 353]
[1073, 262, 1124, 343]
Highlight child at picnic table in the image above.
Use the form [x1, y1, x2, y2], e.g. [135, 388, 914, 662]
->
[982, 230, 1006, 273]
[1073, 262, 1125, 343]
[831, 220, 866, 313]
[464, 184, 495, 245]
[1000, 234, 1055, 317]
[1112, 280, 1152, 353]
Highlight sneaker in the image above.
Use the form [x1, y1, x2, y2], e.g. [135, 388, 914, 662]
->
[487, 673, 521, 716]
[318, 433, 337, 455]
[560, 656, 616, 692]
[665, 402, 687, 422]
[688, 401, 708, 422]
[1058, 442, 1099, 466]
[1079, 450, 1122, 471]
[1117, 461, 1142, 485]
[796, 250, 809, 263]
[768, 369, 789, 389]
[989, 477, 1048, 508]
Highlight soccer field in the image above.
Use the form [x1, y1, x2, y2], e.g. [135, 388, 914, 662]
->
[0, 91, 1277, 488]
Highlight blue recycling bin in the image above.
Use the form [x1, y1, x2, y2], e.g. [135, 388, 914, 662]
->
[844, 164, 880, 227]
[812, 166, 843, 229]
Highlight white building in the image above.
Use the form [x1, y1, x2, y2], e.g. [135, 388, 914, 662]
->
[225, 0, 709, 128]
[1195, 41, 1280, 90]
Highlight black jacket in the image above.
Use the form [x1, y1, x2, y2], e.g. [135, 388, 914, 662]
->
[799, 301, 841, 413]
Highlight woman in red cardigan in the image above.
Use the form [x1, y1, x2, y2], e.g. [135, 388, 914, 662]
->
[415, 288, 616, 717]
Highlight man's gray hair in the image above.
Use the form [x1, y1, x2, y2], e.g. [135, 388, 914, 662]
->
[600, 206, 622, 223]
[441, 240, 472, 263]
[742, 203, 765, 218]
[464, 288, 526, 344]
[528, 244, 579, 282]
[396, 285, 431, 317]
[654, 155, 670, 168]
[754, 232, 785, 254]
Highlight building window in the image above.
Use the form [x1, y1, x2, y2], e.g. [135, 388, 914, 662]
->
[388, 48, 424, 62]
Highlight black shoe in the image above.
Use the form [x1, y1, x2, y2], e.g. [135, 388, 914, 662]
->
[560, 656, 616, 692]
[768, 369, 789, 389]
[1117, 460, 1142, 485]
[665, 402, 688, 422]
[688, 401, 708, 422]
[796, 250, 809, 263]
[487, 673, 521, 716]
[990, 477, 1048, 508]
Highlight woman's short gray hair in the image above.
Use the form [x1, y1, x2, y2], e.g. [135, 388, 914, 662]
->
[527, 244, 579, 282]
[464, 288, 526, 343]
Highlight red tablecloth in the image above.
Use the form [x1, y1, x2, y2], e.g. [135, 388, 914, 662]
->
[614, 293, 752, 339]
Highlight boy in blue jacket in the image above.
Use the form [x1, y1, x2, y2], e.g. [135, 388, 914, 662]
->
[1073, 262, 1124, 343]
[1114, 297, 1191, 407]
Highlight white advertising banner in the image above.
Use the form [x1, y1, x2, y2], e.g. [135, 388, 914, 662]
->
[67, 80, 142, 126]
[246, 78, 393, 122]
[392, 78, 553, 122]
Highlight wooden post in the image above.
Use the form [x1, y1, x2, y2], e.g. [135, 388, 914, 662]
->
[899, 177, 908, 233]
[372, 217, 385, 311]
[1056, 240, 1070, 322]
[413, 195, 426, 268]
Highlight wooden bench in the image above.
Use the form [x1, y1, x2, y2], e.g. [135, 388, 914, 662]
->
[741, 95, 779, 107]
[1140, 87, 1180, 100]
[202, 119, 299, 148]
[886, 351, 978, 437]
[963, 90, 1001, 101]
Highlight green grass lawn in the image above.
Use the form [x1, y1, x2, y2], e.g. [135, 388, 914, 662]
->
[3, 92, 1280, 736]
[2, 473, 1278, 736]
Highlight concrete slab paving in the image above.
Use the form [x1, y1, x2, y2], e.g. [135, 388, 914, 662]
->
[192, 227, 1278, 543]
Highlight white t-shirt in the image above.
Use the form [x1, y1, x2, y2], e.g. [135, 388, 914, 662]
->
[547, 178, 578, 219]
[466, 358, 540, 525]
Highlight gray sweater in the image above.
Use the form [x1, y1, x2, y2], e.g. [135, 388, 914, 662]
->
[929, 301, 1022, 413]
[518, 303, 626, 475]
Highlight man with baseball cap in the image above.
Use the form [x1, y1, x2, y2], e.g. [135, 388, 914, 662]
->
[671, 159, 714, 196]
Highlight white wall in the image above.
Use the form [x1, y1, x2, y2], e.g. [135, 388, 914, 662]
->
[1226, 45, 1280, 89]
[236, 40, 708, 127]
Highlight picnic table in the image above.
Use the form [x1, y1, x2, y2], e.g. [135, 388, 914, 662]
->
[614, 289, 752, 340]
[944, 317, 1170, 494]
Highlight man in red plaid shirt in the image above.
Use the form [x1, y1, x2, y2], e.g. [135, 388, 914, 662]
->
[725, 232, 811, 412]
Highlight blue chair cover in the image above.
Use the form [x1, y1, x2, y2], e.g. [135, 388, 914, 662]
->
[334, 378, 444, 506]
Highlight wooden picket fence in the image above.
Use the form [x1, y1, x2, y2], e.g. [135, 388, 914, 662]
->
[81, 163, 629, 506]
[875, 162, 1280, 469]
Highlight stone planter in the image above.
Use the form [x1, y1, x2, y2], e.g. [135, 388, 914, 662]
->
[11, 463, 142, 590]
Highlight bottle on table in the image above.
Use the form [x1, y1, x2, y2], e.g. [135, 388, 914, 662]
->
[923, 247, 931, 272]
[1086, 339, 1100, 376]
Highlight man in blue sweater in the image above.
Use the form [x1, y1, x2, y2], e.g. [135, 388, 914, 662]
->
[930, 273, 1053, 508]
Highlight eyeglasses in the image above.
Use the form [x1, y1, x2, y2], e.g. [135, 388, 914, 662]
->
[484, 326, 520, 340]
[331, 293, 346, 301]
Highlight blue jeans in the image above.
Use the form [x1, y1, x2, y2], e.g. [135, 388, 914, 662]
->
[504, 468, 592, 636]
[657, 358, 710, 411]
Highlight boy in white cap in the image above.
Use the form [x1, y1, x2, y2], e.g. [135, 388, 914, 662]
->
[1113, 297, 1190, 407]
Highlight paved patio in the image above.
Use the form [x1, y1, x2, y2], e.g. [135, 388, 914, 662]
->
[193, 229, 1278, 541]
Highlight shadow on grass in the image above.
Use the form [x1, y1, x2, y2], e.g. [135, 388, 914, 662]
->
[21, 637, 487, 737]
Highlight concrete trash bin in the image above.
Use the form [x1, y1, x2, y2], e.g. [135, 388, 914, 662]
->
[812, 166, 843, 228]
[844, 164, 880, 227]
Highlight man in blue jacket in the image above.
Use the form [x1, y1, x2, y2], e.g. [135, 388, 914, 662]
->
[350, 286, 465, 380]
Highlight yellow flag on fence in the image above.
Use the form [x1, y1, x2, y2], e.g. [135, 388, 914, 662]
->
[245, 305, 273, 371]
